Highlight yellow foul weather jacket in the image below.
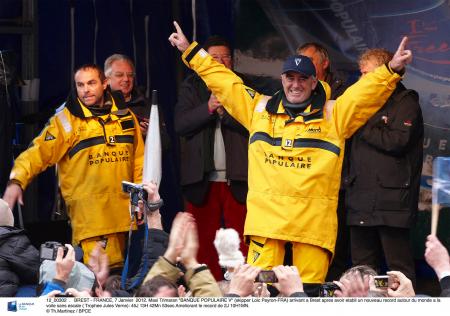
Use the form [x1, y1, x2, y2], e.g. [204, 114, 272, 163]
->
[181, 42, 402, 254]
[9, 91, 144, 244]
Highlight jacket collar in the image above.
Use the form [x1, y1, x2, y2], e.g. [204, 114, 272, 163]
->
[65, 88, 129, 118]
[265, 81, 327, 122]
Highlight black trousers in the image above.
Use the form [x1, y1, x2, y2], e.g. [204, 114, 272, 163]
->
[350, 225, 416, 287]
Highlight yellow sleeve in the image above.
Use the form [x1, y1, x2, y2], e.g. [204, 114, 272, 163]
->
[333, 64, 402, 139]
[181, 42, 266, 131]
[10, 109, 73, 190]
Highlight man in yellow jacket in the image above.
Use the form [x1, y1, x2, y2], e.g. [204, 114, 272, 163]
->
[2, 64, 144, 268]
[169, 22, 412, 291]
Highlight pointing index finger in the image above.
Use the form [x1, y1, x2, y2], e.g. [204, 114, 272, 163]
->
[397, 36, 408, 53]
[173, 21, 183, 35]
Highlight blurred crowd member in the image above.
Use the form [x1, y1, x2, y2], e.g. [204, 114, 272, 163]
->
[226, 264, 306, 297]
[0, 198, 40, 296]
[141, 212, 221, 297]
[39, 244, 95, 296]
[333, 265, 415, 297]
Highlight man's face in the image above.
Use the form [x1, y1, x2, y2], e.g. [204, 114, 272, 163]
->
[107, 60, 134, 100]
[300, 47, 328, 81]
[281, 71, 318, 104]
[75, 68, 107, 107]
[208, 45, 233, 69]
[359, 57, 379, 77]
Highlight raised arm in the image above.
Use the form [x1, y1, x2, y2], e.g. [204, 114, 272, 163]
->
[169, 21, 265, 131]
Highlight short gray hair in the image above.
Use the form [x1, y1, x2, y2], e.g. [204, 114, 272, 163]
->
[104, 54, 135, 77]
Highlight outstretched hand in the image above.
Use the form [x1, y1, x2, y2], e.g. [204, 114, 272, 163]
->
[388, 36, 412, 72]
[168, 21, 190, 53]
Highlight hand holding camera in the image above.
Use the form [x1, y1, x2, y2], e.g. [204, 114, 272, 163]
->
[40, 241, 69, 262]
[386, 271, 415, 297]
[272, 265, 304, 296]
[54, 244, 75, 284]
[228, 264, 261, 297]
[122, 181, 163, 215]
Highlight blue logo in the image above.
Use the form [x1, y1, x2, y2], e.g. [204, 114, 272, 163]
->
[7, 301, 17, 312]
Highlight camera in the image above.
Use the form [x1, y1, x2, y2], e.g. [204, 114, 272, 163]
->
[121, 181, 148, 206]
[319, 282, 340, 297]
[39, 241, 68, 262]
[374, 275, 391, 288]
[255, 270, 278, 283]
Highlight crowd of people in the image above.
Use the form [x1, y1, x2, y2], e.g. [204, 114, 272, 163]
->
[0, 20, 448, 299]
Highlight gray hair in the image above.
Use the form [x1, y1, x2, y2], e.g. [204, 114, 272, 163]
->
[104, 54, 135, 77]
[297, 42, 330, 66]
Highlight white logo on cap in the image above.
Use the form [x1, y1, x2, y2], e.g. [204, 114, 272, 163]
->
[295, 58, 301, 66]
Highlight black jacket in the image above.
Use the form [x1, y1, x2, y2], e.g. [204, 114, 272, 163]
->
[120, 87, 171, 151]
[175, 73, 249, 205]
[441, 275, 450, 297]
[0, 226, 40, 297]
[345, 83, 424, 228]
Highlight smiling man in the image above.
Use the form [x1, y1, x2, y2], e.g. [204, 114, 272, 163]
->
[2, 64, 144, 269]
[169, 21, 412, 295]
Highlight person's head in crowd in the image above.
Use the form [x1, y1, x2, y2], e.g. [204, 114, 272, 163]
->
[0, 198, 14, 226]
[333, 266, 372, 297]
[281, 54, 318, 104]
[103, 275, 122, 293]
[74, 64, 108, 107]
[135, 275, 178, 297]
[358, 48, 393, 76]
[203, 35, 233, 70]
[104, 54, 136, 102]
[297, 42, 330, 81]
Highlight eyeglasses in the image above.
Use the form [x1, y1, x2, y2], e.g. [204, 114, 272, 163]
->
[112, 72, 135, 79]
[211, 54, 232, 61]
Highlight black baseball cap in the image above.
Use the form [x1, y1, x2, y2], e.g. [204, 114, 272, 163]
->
[282, 55, 316, 77]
